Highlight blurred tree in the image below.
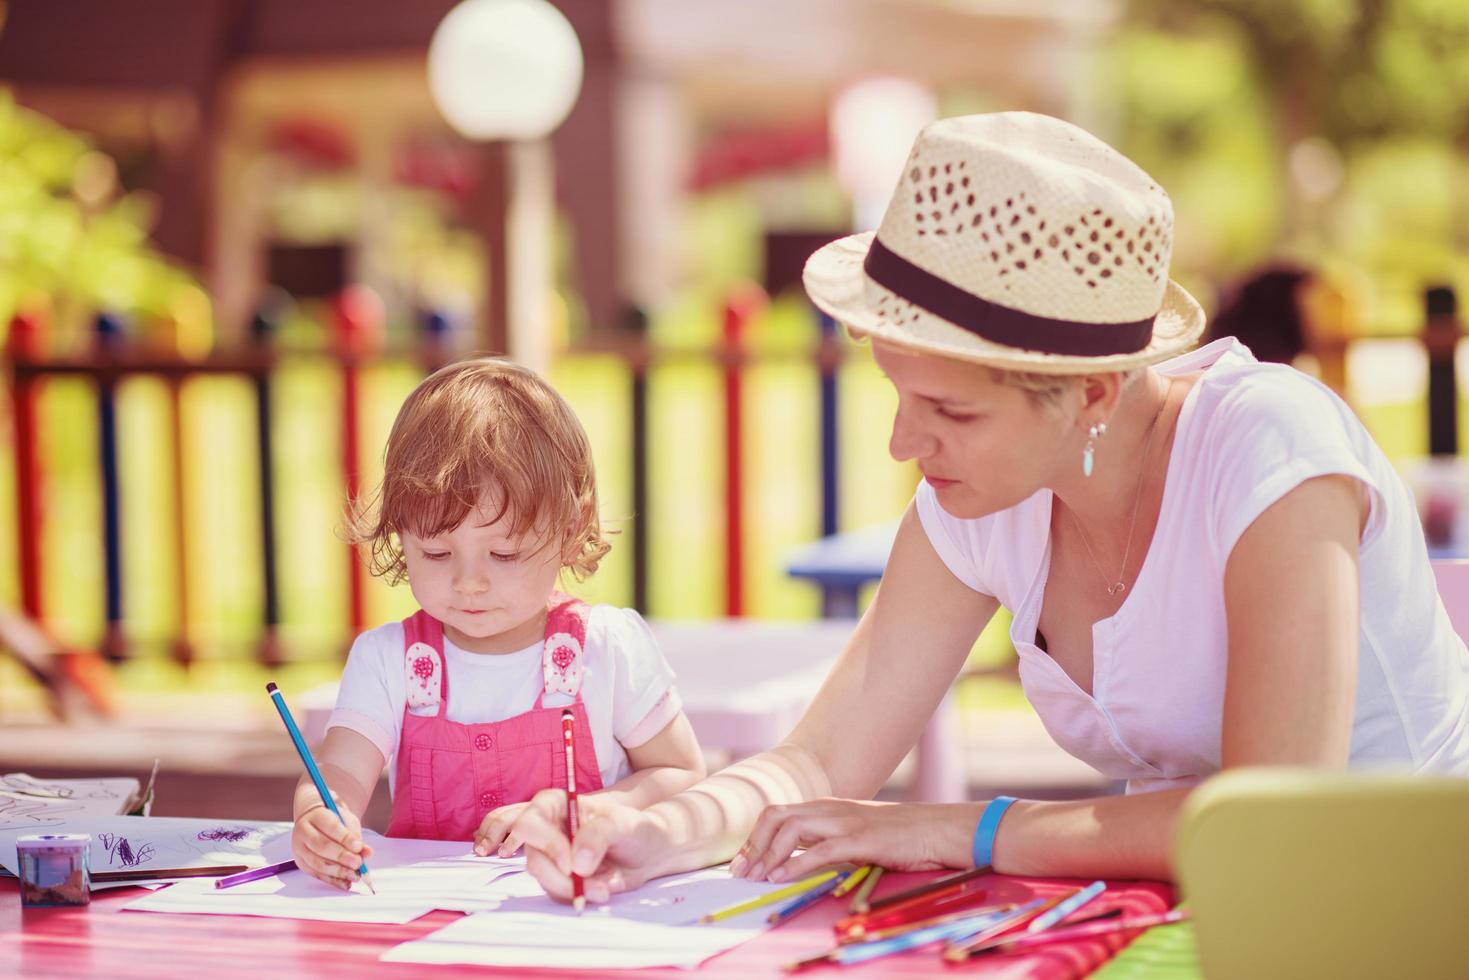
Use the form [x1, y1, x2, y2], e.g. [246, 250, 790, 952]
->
[1107, 0, 1469, 326]
[0, 89, 201, 351]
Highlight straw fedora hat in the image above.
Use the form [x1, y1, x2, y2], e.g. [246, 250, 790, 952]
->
[803, 112, 1206, 374]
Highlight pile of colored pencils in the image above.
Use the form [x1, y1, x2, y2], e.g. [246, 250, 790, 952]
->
[752, 866, 1189, 972]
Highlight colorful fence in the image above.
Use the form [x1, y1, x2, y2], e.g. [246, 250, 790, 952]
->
[4, 282, 1466, 690]
[1, 286, 918, 673]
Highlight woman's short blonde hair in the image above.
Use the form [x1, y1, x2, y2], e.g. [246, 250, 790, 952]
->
[348, 356, 611, 585]
[989, 366, 1142, 411]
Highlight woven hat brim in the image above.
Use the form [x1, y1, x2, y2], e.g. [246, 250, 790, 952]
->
[803, 231, 1206, 374]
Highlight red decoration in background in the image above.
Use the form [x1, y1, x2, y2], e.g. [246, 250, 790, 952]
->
[688, 121, 830, 191]
[269, 118, 354, 170]
[394, 140, 476, 199]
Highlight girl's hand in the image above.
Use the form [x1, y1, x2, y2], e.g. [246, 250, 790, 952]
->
[474, 801, 532, 857]
[731, 799, 963, 883]
[512, 788, 672, 905]
[291, 802, 374, 891]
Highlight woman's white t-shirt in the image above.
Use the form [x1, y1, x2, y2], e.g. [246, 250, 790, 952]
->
[326, 605, 682, 792]
[917, 337, 1469, 793]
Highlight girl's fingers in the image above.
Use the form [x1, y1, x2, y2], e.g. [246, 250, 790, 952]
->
[568, 813, 622, 877]
[474, 819, 509, 856]
[303, 825, 362, 875]
[583, 866, 636, 905]
[525, 846, 574, 902]
[514, 806, 574, 875]
[498, 835, 522, 857]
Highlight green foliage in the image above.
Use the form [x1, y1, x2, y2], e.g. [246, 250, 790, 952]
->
[0, 89, 199, 343]
[1107, 0, 1469, 323]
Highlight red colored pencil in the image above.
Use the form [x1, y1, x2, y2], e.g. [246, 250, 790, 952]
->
[835, 886, 993, 940]
[863, 865, 988, 914]
[562, 708, 584, 913]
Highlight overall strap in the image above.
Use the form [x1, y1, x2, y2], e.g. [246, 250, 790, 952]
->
[536, 593, 589, 708]
[402, 609, 449, 718]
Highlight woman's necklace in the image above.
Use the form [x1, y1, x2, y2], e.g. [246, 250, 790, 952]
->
[1068, 379, 1176, 597]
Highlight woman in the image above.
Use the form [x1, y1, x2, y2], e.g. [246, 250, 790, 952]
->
[512, 112, 1469, 900]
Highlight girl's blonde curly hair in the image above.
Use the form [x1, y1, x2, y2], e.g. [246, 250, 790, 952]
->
[348, 356, 611, 585]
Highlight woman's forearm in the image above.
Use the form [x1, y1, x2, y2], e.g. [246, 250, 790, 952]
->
[994, 788, 1189, 881]
[639, 743, 834, 878]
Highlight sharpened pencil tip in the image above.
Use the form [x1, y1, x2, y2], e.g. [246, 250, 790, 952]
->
[363, 873, 377, 895]
[573, 895, 586, 914]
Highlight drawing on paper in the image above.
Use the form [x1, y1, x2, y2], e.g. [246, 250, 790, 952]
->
[196, 827, 253, 843]
[98, 832, 156, 868]
[0, 795, 73, 829]
[0, 775, 126, 800]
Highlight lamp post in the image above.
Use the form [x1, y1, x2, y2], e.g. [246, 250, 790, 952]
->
[830, 77, 937, 233]
[428, 0, 584, 369]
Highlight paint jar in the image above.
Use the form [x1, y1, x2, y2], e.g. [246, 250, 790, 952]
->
[17, 834, 91, 907]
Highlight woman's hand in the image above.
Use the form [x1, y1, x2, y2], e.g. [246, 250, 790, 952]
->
[291, 802, 374, 891]
[731, 799, 969, 883]
[511, 788, 674, 904]
[474, 801, 532, 857]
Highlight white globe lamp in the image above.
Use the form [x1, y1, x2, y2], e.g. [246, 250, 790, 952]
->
[830, 77, 937, 231]
[428, 0, 585, 141]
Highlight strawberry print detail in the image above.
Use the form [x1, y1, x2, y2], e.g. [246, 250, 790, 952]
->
[405, 641, 443, 709]
[541, 631, 584, 698]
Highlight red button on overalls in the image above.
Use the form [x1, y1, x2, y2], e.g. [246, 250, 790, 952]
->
[474, 734, 492, 751]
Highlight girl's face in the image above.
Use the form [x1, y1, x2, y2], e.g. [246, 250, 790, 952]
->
[873, 341, 1075, 519]
[400, 496, 563, 654]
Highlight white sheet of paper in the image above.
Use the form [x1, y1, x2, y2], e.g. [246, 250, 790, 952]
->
[0, 773, 141, 825]
[123, 839, 525, 924]
[0, 815, 293, 890]
[380, 865, 797, 970]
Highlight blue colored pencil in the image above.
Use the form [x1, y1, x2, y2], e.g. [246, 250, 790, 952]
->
[1027, 879, 1106, 933]
[767, 869, 850, 924]
[789, 901, 1030, 970]
[266, 682, 376, 893]
[837, 908, 1015, 965]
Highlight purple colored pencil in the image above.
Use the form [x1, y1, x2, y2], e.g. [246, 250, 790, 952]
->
[214, 859, 298, 889]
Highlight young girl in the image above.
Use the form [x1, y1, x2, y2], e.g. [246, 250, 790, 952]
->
[290, 357, 705, 889]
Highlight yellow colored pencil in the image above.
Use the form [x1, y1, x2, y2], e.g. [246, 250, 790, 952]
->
[831, 865, 872, 899]
[849, 865, 885, 914]
[702, 870, 840, 923]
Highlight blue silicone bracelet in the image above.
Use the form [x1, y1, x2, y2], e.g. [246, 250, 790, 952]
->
[972, 795, 1019, 869]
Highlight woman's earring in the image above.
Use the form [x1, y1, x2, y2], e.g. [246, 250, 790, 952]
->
[1082, 422, 1106, 477]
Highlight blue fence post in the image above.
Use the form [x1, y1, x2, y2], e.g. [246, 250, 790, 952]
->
[818, 311, 840, 539]
[95, 312, 125, 661]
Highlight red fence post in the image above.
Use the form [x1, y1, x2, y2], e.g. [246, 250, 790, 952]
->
[332, 286, 385, 641]
[721, 286, 766, 618]
[8, 310, 47, 623]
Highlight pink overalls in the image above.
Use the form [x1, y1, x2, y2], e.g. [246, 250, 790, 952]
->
[386, 594, 604, 840]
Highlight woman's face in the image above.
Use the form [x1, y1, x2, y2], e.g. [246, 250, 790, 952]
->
[873, 341, 1075, 519]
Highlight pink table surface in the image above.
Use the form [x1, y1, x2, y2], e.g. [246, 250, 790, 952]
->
[2, 871, 1174, 979]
